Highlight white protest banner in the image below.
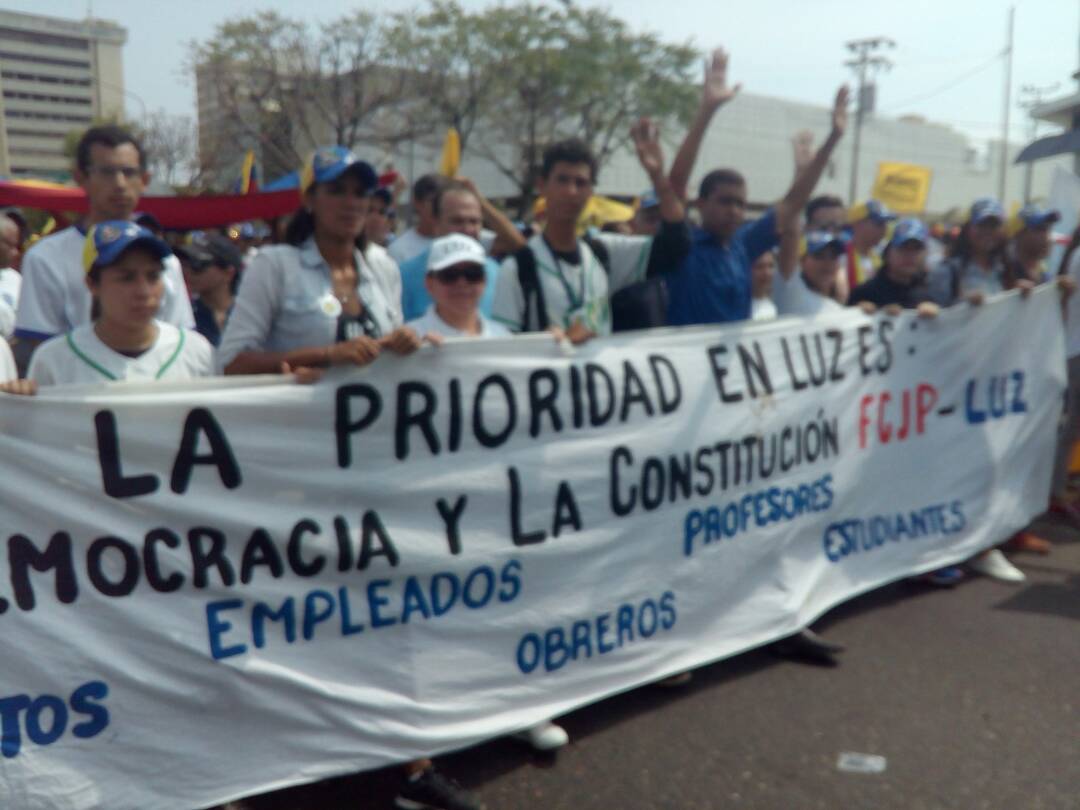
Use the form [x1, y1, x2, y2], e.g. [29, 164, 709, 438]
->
[0, 287, 1065, 809]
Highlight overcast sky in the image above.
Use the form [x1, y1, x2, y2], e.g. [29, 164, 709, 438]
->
[15, 0, 1080, 144]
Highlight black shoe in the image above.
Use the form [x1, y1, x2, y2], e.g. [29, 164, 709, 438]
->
[770, 629, 844, 667]
[394, 767, 483, 810]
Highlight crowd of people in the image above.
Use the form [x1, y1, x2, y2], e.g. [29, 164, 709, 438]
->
[1, 47, 1079, 810]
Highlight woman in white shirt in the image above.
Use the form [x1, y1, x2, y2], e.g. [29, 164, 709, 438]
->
[219, 146, 421, 375]
[0, 221, 213, 395]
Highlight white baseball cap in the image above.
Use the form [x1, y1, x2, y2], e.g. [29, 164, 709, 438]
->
[427, 233, 486, 273]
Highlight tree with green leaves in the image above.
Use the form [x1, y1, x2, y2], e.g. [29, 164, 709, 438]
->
[190, 10, 414, 184]
[470, 2, 699, 213]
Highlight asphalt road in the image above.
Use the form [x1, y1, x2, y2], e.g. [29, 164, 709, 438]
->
[219, 516, 1080, 810]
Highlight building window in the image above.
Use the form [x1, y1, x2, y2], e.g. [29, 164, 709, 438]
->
[3, 90, 92, 106]
[1, 71, 91, 87]
[4, 109, 90, 123]
[0, 50, 90, 69]
[0, 27, 90, 51]
[6, 128, 65, 139]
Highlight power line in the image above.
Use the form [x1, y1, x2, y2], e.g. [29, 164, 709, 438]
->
[883, 52, 1005, 112]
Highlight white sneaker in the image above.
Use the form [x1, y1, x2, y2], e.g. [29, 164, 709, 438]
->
[513, 720, 569, 751]
[968, 549, 1026, 583]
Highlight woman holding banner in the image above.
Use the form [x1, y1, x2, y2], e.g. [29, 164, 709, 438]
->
[0, 221, 214, 394]
[217, 146, 425, 376]
[217, 148, 477, 810]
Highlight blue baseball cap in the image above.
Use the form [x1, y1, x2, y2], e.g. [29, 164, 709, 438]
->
[299, 146, 377, 195]
[638, 189, 660, 210]
[804, 230, 848, 256]
[849, 199, 896, 225]
[888, 218, 929, 249]
[1017, 204, 1060, 229]
[82, 220, 171, 273]
[970, 197, 1005, 224]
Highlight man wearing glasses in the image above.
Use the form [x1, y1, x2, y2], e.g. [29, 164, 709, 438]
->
[11, 125, 193, 372]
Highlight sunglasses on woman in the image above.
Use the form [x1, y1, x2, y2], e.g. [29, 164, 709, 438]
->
[434, 264, 486, 284]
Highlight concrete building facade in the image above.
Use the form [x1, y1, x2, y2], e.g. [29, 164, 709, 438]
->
[0, 10, 127, 181]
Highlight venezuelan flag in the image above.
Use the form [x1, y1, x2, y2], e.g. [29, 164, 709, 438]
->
[239, 150, 259, 194]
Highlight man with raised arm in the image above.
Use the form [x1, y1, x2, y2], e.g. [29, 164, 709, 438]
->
[664, 48, 849, 327]
[492, 118, 687, 341]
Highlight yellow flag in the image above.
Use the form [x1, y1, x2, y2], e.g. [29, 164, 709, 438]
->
[438, 128, 461, 178]
[579, 196, 635, 231]
[533, 195, 635, 235]
[870, 162, 932, 214]
[239, 149, 257, 194]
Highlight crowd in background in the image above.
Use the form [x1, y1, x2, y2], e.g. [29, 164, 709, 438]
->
[1, 46, 1079, 810]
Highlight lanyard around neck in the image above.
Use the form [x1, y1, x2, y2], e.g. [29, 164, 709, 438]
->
[541, 236, 589, 312]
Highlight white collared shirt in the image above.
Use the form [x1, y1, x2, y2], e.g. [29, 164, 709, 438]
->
[0, 267, 19, 338]
[0, 338, 15, 382]
[28, 321, 214, 386]
[406, 304, 509, 340]
[217, 238, 404, 370]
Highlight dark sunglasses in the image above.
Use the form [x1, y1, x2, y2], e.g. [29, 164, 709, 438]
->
[433, 264, 485, 284]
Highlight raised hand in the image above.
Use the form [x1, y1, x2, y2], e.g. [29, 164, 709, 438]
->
[792, 130, 815, 174]
[701, 48, 741, 111]
[631, 117, 665, 179]
[831, 85, 851, 136]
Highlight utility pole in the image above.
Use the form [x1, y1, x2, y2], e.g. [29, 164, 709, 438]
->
[844, 37, 895, 205]
[1019, 82, 1060, 202]
[998, 6, 1015, 202]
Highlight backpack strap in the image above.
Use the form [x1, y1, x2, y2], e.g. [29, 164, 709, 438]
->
[581, 233, 611, 276]
[514, 244, 549, 331]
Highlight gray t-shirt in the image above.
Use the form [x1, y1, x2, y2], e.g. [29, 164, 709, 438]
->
[925, 256, 1007, 306]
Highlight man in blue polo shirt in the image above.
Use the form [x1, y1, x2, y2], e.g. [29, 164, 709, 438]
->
[664, 47, 850, 326]
[398, 178, 525, 321]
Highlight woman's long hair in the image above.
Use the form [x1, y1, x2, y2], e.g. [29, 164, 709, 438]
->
[947, 221, 1006, 267]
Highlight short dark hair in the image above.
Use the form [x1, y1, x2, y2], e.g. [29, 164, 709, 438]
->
[76, 124, 146, 174]
[432, 180, 479, 218]
[541, 138, 597, 182]
[805, 195, 845, 225]
[412, 174, 446, 205]
[698, 169, 746, 201]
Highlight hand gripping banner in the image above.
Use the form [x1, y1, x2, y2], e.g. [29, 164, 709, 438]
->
[0, 287, 1065, 809]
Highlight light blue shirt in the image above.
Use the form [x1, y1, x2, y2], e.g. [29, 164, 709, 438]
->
[217, 238, 403, 370]
[399, 248, 499, 321]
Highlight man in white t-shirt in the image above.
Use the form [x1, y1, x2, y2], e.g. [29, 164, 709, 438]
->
[492, 121, 687, 339]
[0, 213, 21, 338]
[406, 234, 509, 339]
[387, 174, 445, 266]
[773, 230, 846, 317]
[12, 125, 193, 373]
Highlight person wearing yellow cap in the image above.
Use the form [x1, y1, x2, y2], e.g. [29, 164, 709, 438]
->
[218, 146, 424, 376]
[0, 221, 213, 394]
[844, 199, 896, 292]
